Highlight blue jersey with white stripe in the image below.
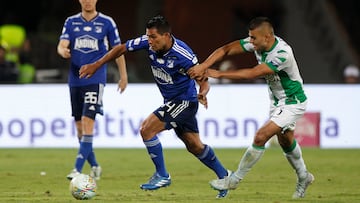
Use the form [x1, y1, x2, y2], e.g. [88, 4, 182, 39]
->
[59, 12, 121, 87]
[126, 35, 199, 102]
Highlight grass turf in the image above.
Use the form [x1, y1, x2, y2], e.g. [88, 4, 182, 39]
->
[0, 148, 359, 202]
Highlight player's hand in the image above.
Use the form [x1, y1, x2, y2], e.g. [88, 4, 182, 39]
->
[198, 93, 208, 109]
[117, 78, 128, 94]
[187, 64, 207, 79]
[59, 47, 71, 59]
[79, 63, 97, 79]
[207, 69, 221, 78]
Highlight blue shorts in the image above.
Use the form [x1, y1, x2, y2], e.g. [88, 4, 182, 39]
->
[153, 100, 199, 136]
[70, 84, 104, 121]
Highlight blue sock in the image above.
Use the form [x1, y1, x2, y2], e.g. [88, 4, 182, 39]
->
[79, 136, 98, 167]
[143, 136, 168, 177]
[87, 151, 98, 167]
[75, 135, 93, 172]
[197, 145, 228, 178]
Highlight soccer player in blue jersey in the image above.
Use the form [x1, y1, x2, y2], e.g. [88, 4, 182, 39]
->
[57, 0, 128, 181]
[79, 15, 230, 198]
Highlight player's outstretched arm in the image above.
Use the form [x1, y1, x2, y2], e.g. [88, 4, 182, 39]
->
[79, 43, 127, 78]
[188, 40, 244, 79]
[208, 63, 275, 80]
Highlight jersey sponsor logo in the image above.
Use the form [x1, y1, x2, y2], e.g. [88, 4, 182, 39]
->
[93, 22, 104, 26]
[264, 73, 280, 82]
[72, 22, 82, 25]
[74, 35, 99, 53]
[151, 66, 173, 84]
[74, 27, 80, 32]
[83, 26, 92, 32]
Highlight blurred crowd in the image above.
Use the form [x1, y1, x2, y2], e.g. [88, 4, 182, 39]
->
[0, 0, 359, 84]
[0, 24, 35, 84]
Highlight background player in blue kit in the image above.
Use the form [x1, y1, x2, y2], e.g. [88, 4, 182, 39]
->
[57, 0, 128, 181]
[79, 15, 230, 198]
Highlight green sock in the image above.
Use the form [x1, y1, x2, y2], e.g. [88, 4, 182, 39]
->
[284, 140, 307, 179]
[234, 144, 265, 180]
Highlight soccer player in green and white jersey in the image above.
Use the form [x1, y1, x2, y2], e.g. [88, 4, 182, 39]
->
[188, 16, 314, 199]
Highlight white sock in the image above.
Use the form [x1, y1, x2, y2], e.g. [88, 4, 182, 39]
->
[234, 145, 265, 180]
[284, 141, 307, 179]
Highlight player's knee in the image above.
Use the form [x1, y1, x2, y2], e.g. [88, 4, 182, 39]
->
[253, 131, 268, 146]
[139, 127, 149, 139]
[186, 142, 203, 155]
[277, 135, 293, 148]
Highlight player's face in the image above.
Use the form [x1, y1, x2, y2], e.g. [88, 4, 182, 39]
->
[249, 27, 273, 52]
[249, 28, 268, 52]
[146, 28, 170, 52]
[79, 0, 97, 12]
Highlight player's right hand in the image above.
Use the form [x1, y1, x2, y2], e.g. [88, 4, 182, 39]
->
[187, 64, 207, 79]
[60, 47, 71, 59]
[79, 64, 96, 79]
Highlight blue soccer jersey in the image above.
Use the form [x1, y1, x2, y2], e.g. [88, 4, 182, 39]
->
[59, 12, 121, 87]
[126, 35, 199, 102]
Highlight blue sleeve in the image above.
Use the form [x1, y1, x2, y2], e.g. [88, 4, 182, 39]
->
[106, 18, 121, 47]
[126, 35, 149, 52]
[59, 18, 71, 40]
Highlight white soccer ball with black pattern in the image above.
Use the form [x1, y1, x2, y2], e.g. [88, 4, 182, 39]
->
[69, 174, 97, 200]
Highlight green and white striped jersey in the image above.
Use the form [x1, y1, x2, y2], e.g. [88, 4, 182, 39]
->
[240, 36, 307, 106]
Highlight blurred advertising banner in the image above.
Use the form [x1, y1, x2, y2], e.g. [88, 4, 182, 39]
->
[294, 112, 320, 147]
[0, 84, 359, 148]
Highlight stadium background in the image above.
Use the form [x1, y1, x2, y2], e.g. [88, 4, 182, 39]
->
[1, 0, 359, 83]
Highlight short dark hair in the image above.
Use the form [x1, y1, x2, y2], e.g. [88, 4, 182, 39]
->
[248, 17, 273, 30]
[146, 15, 171, 34]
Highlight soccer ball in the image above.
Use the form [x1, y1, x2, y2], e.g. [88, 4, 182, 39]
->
[69, 174, 97, 200]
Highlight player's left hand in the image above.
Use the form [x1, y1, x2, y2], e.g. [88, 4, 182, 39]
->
[207, 69, 220, 78]
[198, 93, 208, 109]
[117, 78, 128, 93]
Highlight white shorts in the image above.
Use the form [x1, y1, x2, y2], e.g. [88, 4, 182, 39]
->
[269, 100, 307, 133]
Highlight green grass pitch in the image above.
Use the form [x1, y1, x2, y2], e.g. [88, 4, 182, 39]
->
[0, 148, 359, 203]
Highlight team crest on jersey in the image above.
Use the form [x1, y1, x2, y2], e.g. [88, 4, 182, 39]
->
[166, 59, 174, 68]
[95, 26, 102, 33]
[74, 35, 99, 53]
